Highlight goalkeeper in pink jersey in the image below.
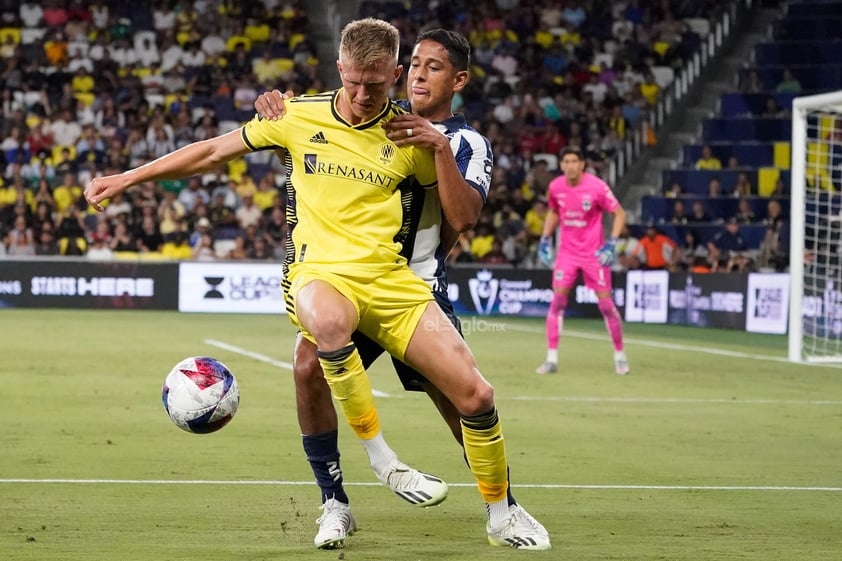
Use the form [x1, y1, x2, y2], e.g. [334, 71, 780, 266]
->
[536, 147, 629, 375]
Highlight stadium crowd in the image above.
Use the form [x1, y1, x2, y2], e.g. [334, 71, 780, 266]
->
[0, 0, 745, 271]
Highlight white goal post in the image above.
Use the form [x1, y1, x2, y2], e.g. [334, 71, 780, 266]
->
[789, 91, 842, 363]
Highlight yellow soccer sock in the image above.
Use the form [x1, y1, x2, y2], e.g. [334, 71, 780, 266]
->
[317, 343, 380, 439]
[460, 407, 509, 504]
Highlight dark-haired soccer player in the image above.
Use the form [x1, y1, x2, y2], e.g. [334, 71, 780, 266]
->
[85, 18, 549, 552]
[537, 146, 629, 375]
[256, 27, 549, 550]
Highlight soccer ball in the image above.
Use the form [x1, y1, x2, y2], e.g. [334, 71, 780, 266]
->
[162, 357, 239, 434]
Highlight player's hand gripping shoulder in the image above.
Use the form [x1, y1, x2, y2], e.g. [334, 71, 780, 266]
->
[383, 114, 448, 152]
[596, 237, 618, 266]
[538, 236, 555, 267]
[254, 89, 295, 120]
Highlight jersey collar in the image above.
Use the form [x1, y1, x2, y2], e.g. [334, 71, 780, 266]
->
[331, 88, 393, 130]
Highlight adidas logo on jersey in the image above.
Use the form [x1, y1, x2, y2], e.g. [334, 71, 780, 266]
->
[309, 131, 328, 144]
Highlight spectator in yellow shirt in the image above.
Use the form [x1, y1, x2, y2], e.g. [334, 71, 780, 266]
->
[695, 145, 722, 170]
[639, 72, 660, 106]
[524, 198, 548, 244]
[470, 223, 496, 259]
[160, 232, 193, 259]
[53, 172, 83, 212]
[253, 175, 279, 211]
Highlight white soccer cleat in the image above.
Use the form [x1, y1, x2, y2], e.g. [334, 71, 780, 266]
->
[509, 503, 549, 539]
[314, 498, 357, 549]
[487, 505, 552, 550]
[377, 460, 448, 507]
[614, 350, 630, 375]
[535, 361, 558, 375]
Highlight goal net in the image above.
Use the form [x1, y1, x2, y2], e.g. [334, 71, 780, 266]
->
[789, 92, 842, 362]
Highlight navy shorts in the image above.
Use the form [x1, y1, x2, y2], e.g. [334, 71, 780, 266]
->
[352, 290, 462, 392]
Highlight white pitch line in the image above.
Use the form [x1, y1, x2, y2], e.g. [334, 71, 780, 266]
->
[506, 395, 842, 405]
[501, 323, 842, 368]
[1, 479, 840, 492]
[204, 338, 391, 398]
[205, 339, 293, 370]
[204, 338, 840, 406]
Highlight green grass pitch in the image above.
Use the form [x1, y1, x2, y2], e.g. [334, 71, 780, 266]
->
[2, 309, 840, 560]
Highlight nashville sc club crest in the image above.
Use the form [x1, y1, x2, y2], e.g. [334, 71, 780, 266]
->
[379, 142, 395, 165]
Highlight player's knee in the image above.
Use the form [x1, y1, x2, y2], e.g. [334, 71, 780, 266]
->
[458, 378, 495, 416]
[308, 310, 355, 349]
[552, 291, 569, 311]
[597, 297, 615, 315]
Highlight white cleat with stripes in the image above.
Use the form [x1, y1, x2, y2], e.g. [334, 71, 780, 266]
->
[377, 460, 448, 507]
[314, 498, 357, 549]
[487, 504, 552, 550]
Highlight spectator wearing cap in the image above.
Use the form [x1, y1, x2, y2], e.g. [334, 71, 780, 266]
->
[235, 192, 262, 230]
[189, 216, 212, 248]
[707, 218, 747, 265]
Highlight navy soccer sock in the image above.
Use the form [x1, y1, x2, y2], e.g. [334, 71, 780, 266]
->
[302, 430, 349, 505]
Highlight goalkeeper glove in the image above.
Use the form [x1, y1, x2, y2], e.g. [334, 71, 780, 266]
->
[538, 236, 554, 267]
[595, 237, 618, 266]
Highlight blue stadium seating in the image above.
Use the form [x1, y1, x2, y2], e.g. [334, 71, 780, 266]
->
[628, 223, 769, 249]
[681, 143, 775, 167]
[741, 64, 842, 92]
[788, 3, 842, 16]
[754, 40, 842, 66]
[702, 117, 791, 142]
[640, 195, 790, 224]
[718, 92, 799, 117]
[773, 17, 842, 40]
[663, 169, 792, 196]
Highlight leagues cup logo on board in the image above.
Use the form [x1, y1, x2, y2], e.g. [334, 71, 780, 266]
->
[468, 269, 499, 315]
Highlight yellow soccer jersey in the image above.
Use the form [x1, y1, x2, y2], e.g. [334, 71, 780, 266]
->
[240, 90, 438, 272]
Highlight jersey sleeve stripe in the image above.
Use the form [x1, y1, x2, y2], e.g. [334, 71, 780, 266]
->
[240, 127, 257, 151]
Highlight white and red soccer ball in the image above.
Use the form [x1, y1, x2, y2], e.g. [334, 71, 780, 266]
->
[162, 357, 239, 434]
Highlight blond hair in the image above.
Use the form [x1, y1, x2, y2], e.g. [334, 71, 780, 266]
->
[338, 18, 400, 68]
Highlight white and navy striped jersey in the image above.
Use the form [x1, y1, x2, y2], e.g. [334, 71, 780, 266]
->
[398, 107, 493, 295]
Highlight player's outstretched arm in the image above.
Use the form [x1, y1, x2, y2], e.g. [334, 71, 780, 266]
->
[254, 89, 295, 120]
[384, 114, 483, 232]
[85, 129, 250, 211]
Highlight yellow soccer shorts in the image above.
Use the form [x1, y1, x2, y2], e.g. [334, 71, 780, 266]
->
[285, 264, 434, 362]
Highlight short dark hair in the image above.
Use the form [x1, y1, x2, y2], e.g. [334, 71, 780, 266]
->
[415, 29, 471, 72]
[560, 146, 584, 160]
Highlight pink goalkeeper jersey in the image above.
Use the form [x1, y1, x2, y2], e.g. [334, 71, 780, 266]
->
[547, 171, 619, 258]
